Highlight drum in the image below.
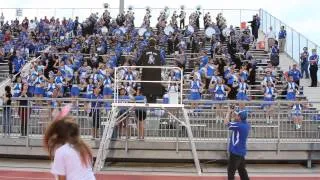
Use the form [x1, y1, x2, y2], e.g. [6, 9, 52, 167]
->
[187, 25, 194, 34]
[101, 26, 108, 35]
[205, 27, 216, 38]
[222, 28, 231, 37]
[164, 25, 174, 35]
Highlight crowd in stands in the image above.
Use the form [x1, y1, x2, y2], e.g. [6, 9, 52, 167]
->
[0, 6, 319, 132]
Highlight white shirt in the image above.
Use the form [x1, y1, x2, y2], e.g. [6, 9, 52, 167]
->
[51, 143, 95, 180]
[266, 30, 276, 39]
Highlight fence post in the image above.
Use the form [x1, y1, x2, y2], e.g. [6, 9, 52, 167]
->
[291, 30, 294, 58]
[239, 9, 242, 26]
[276, 102, 281, 154]
[298, 34, 301, 60]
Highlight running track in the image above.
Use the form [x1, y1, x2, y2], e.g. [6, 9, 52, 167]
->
[0, 170, 319, 180]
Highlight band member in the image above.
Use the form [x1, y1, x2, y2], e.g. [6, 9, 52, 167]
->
[179, 6, 186, 29]
[195, 7, 201, 29]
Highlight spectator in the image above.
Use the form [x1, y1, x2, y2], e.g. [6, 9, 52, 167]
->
[288, 64, 302, 86]
[300, 47, 309, 79]
[309, 49, 318, 87]
[248, 15, 259, 40]
[18, 85, 29, 136]
[89, 87, 103, 139]
[270, 41, 279, 66]
[265, 26, 276, 52]
[2, 86, 12, 136]
[278, 26, 287, 53]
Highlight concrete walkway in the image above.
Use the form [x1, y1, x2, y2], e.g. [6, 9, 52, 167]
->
[0, 158, 318, 177]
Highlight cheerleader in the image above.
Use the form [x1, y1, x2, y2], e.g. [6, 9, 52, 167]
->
[13, 77, 22, 97]
[124, 68, 135, 88]
[46, 78, 56, 98]
[27, 72, 37, 96]
[54, 71, 65, 97]
[262, 81, 277, 124]
[189, 75, 204, 110]
[103, 72, 113, 99]
[85, 78, 94, 98]
[239, 65, 249, 81]
[33, 71, 46, 97]
[70, 71, 82, 99]
[225, 67, 238, 100]
[236, 78, 249, 101]
[285, 76, 299, 101]
[204, 61, 216, 89]
[291, 97, 307, 130]
[211, 78, 231, 123]
[261, 71, 275, 87]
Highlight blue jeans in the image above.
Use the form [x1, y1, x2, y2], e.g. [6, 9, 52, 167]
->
[301, 63, 309, 78]
[2, 107, 11, 135]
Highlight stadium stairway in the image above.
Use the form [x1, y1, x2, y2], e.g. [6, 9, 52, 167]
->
[0, 58, 9, 82]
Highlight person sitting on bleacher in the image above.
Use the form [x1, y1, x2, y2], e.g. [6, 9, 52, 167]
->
[290, 97, 308, 130]
[262, 81, 277, 124]
[288, 64, 302, 86]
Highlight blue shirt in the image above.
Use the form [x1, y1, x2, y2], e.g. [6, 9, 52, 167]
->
[288, 69, 302, 81]
[227, 121, 250, 157]
[309, 54, 319, 65]
[278, 30, 287, 39]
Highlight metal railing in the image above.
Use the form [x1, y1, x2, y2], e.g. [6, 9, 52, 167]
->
[1, 99, 319, 143]
[260, 9, 320, 66]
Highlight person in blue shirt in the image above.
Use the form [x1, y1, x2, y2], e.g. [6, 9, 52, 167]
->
[309, 49, 319, 87]
[278, 26, 287, 53]
[300, 47, 309, 79]
[288, 64, 302, 86]
[224, 104, 250, 180]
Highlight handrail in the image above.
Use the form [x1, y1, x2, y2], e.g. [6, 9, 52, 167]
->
[0, 46, 51, 97]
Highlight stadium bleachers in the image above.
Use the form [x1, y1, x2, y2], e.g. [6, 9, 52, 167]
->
[0, 7, 319, 168]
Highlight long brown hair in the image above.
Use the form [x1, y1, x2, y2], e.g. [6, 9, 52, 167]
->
[44, 116, 93, 167]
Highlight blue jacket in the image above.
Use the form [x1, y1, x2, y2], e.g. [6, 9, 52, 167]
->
[227, 121, 250, 157]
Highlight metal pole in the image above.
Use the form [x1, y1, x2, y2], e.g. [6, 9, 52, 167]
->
[119, 0, 125, 14]
[292, 30, 294, 58]
[239, 9, 242, 26]
[299, 34, 301, 60]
